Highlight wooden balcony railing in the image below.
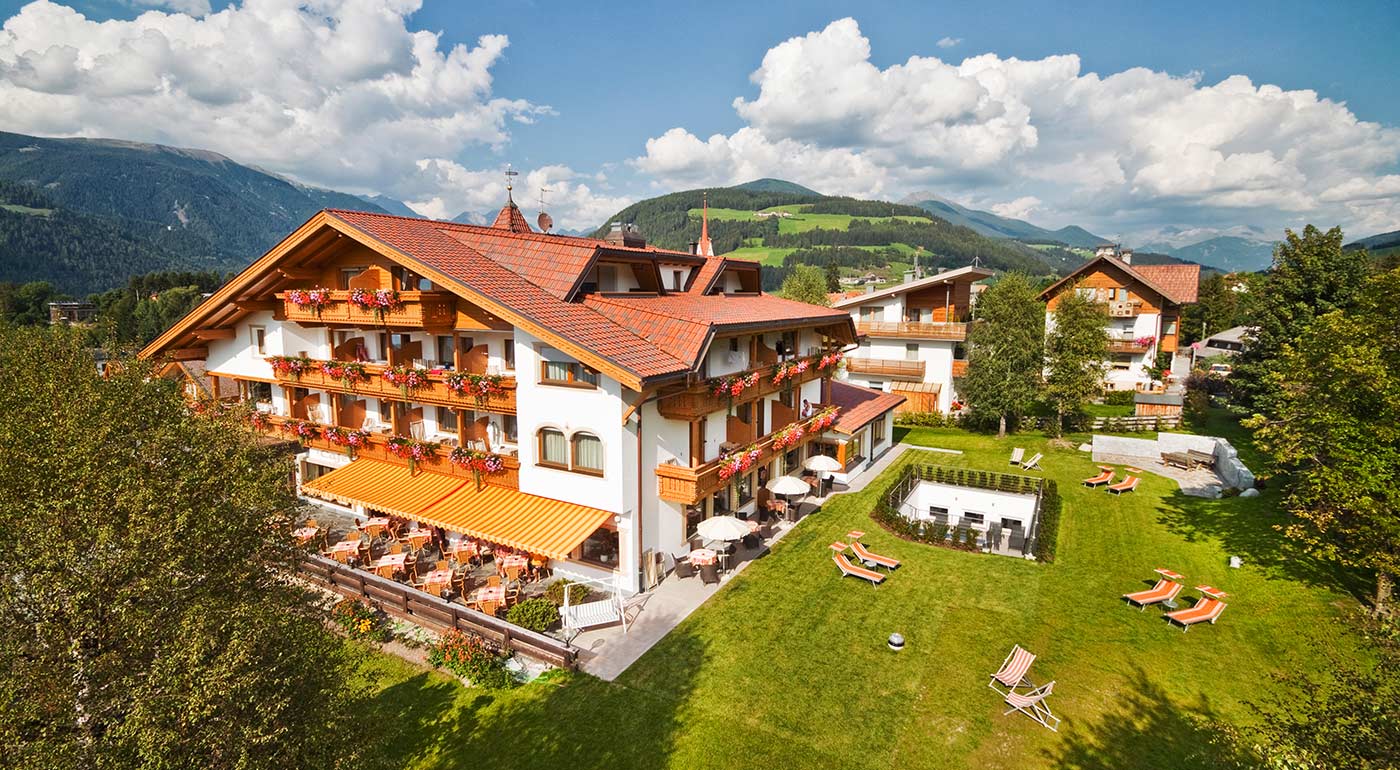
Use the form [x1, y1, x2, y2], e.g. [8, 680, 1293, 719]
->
[261, 414, 520, 490]
[657, 355, 836, 421]
[845, 357, 926, 380]
[856, 321, 968, 341]
[1107, 337, 1152, 354]
[951, 359, 968, 378]
[276, 290, 458, 330]
[270, 359, 516, 414]
[655, 406, 839, 505]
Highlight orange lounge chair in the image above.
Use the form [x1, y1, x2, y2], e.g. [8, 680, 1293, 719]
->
[988, 644, 1037, 695]
[1164, 598, 1227, 631]
[833, 553, 884, 586]
[850, 540, 900, 569]
[1107, 476, 1140, 495]
[1082, 469, 1114, 487]
[1122, 579, 1182, 610]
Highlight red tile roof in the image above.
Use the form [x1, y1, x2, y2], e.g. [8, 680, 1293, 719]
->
[689, 256, 726, 294]
[829, 381, 906, 435]
[490, 201, 534, 233]
[1134, 264, 1200, 304]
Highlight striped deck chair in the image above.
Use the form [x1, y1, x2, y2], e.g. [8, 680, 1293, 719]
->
[1003, 681, 1060, 732]
[1123, 579, 1182, 611]
[1009, 447, 1025, 466]
[850, 540, 900, 570]
[833, 553, 884, 586]
[1021, 453, 1044, 471]
[1164, 598, 1227, 631]
[1107, 475, 1140, 495]
[988, 644, 1036, 695]
[1082, 469, 1114, 487]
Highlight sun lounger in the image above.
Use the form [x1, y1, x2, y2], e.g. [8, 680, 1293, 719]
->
[1021, 453, 1043, 471]
[1009, 447, 1025, 466]
[1123, 579, 1182, 610]
[850, 540, 900, 569]
[988, 644, 1036, 695]
[1107, 475, 1140, 495]
[833, 553, 884, 586]
[1003, 681, 1060, 732]
[1082, 469, 1114, 487]
[1164, 598, 1227, 631]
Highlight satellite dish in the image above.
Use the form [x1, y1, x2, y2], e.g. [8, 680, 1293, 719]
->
[537, 212, 554, 232]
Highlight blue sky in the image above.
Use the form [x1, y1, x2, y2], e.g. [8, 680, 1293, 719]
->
[0, 0, 1397, 241]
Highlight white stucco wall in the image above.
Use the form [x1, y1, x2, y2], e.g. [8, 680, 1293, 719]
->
[902, 481, 1038, 530]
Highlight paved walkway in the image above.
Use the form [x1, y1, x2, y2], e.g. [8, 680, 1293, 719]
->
[574, 441, 961, 680]
[1094, 451, 1224, 498]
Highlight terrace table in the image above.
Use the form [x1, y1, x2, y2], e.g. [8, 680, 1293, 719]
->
[326, 539, 362, 560]
[402, 529, 433, 550]
[358, 517, 390, 538]
[293, 526, 321, 545]
[468, 585, 507, 607]
[368, 552, 408, 578]
[447, 541, 479, 561]
[688, 548, 717, 567]
[499, 554, 529, 570]
[420, 568, 455, 596]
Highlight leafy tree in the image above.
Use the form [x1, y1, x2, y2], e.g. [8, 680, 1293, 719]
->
[824, 262, 842, 292]
[0, 280, 62, 325]
[1246, 267, 1400, 610]
[0, 326, 362, 769]
[1181, 272, 1242, 345]
[1144, 350, 1174, 389]
[1043, 288, 1110, 436]
[959, 274, 1045, 437]
[1234, 225, 1371, 414]
[776, 265, 832, 306]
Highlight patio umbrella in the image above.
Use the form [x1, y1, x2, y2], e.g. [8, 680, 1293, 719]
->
[803, 454, 842, 498]
[696, 515, 751, 542]
[765, 474, 811, 496]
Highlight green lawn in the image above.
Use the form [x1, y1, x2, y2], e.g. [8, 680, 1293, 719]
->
[355, 417, 1365, 769]
[724, 243, 921, 268]
[692, 205, 932, 234]
[0, 203, 53, 217]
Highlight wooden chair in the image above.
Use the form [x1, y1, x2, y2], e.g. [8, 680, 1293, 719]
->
[388, 543, 403, 555]
[479, 599, 500, 617]
[326, 547, 351, 564]
[436, 559, 449, 571]
[305, 518, 319, 529]
[504, 565, 523, 584]
[373, 562, 395, 579]
[487, 575, 501, 588]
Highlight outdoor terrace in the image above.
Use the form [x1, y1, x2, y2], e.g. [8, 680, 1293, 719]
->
[271, 358, 517, 414]
[277, 289, 459, 330]
[855, 320, 968, 341]
[844, 357, 926, 380]
[655, 406, 839, 504]
[656, 355, 834, 421]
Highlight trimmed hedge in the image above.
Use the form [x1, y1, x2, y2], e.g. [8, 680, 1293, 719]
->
[1034, 479, 1061, 563]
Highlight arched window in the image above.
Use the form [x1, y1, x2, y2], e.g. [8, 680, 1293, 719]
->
[538, 428, 567, 468]
[572, 432, 604, 475]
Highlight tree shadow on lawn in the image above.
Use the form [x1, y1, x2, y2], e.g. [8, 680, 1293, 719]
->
[1046, 669, 1254, 770]
[357, 630, 706, 770]
[1155, 488, 1369, 601]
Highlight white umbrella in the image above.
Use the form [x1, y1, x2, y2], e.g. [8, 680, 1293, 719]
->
[803, 454, 842, 498]
[765, 475, 811, 496]
[696, 515, 751, 542]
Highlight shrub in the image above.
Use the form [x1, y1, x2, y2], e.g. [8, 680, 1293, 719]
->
[1034, 480, 1061, 563]
[1102, 390, 1136, 405]
[894, 411, 958, 428]
[505, 597, 559, 633]
[544, 579, 593, 608]
[426, 630, 515, 689]
[330, 599, 389, 643]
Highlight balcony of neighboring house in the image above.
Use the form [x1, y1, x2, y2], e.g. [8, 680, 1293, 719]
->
[277, 289, 460, 330]
[267, 351, 517, 414]
[950, 359, 968, 378]
[260, 413, 521, 490]
[855, 320, 968, 341]
[655, 403, 839, 505]
[1106, 331, 1154, 354]
[845, 357, 926, 381]
[656, 345, 840, 421]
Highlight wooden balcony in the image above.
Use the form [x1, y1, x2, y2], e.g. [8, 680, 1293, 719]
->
[655, 406, 838, 505]
[1107, 337, 1152, 354]
[271, 359, 516, 414]
[856, 321, 968, 341]
[277, 290, 458, 330]
[951, 359, 968, 378]
[657, 357, 831, 421]
[845, 357, 926, 380]
[261, 414, 520, 490]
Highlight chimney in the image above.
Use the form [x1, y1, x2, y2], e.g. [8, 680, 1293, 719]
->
[689, 240, 700, 255]
[604, 222, 646, 248]
[903, 270, 916, 284]
[1121, 248, 1134, 265]
[864, 284, 875, 295]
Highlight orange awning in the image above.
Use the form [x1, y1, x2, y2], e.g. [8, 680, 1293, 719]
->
[417, 484, 614, 561]
[300, 459, 465, 520]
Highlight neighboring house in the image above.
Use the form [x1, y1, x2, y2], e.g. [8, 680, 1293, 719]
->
[1192, 325, 1249, 365]
[832, 266, 993, 413]
[139, 199, 905, 594]
[1040, 250, 1199, 392]
[48, 301, 97, 325]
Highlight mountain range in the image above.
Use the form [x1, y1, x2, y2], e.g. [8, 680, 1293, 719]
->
[900, 192, 1108, 249]
[1139, 235, 1277, 273]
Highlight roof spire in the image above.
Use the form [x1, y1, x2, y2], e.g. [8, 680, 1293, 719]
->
[491, 163, 533, 232]
[504, 163, 519, 205]
[697, 192, 714, 257]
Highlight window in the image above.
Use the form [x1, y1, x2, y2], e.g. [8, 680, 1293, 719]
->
[542, 360, 572, 383]
[905, 343, 919, 361]
[685, 504, 705, 538]
[1075, 287, 1095, 300]
[872, 418, 886, 445]
[575, 525, 619, 567]
[503, 415, 518, 442]
[736, 472, 753, 506]
[712, 488, 731, 514]
[571, 433, 604, 475]
[539, 352, 599, 388]
[671, 270, 685, 291]
[928, 505, 949, 518]
[501, 339, 514, 370]
[1164, 319, 1179, 335]
[436, 406, 456, 432]
[302, 462, 336, 483]
[250, 325, 266, 356]
[241, 380, 272, 404]
[859, 306, 879, 321]
[338, 267, 366, 289]
[962, 512, 986, 527]
[537, 428, 567, 467]
[436, 335, 455, 368]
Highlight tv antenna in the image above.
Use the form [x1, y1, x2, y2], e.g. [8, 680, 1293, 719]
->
[536, 186, 553, 233]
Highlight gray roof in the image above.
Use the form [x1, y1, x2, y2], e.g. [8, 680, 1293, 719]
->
[1203, 325, 1250, 345]
[1135, 392, 1184, 406]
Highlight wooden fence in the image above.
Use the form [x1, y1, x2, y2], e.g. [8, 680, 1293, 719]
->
[299, 554, 577, 670]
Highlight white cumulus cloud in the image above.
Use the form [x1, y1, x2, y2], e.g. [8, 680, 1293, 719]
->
[132, 0, 211, 16]
[636, 18, 1400, 241]
[936, 36, 961, 49]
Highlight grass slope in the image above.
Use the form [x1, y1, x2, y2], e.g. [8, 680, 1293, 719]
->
[355, 414, 1363, 770]
[693, 204, 932, 235]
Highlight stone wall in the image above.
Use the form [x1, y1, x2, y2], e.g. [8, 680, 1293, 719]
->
[1092, 432, 1255, 491]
